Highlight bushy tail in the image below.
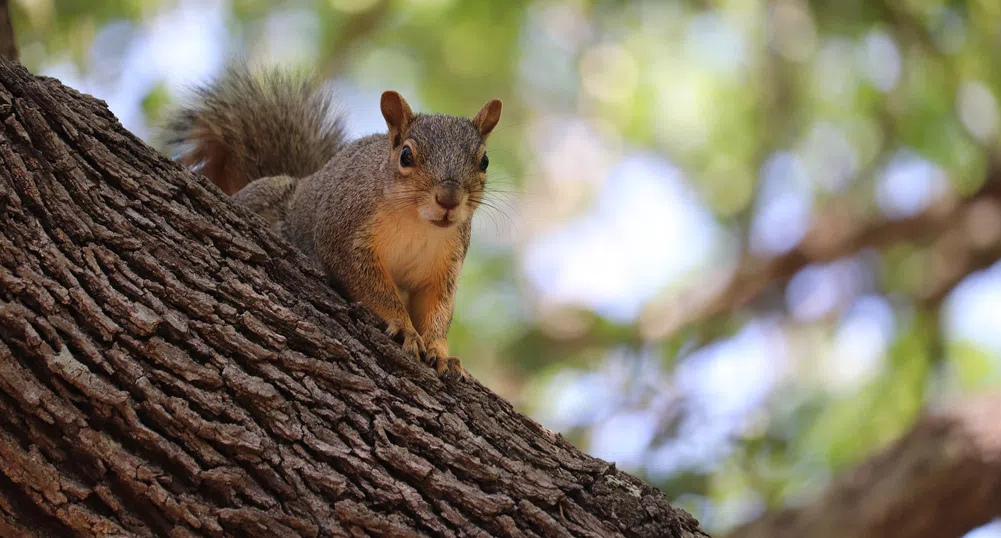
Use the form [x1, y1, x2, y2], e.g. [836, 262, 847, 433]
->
[160, 62, 348, 195]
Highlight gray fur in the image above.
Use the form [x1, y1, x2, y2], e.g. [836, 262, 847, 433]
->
[159, 62, 347, 194]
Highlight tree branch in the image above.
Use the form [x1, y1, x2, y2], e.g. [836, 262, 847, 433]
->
[0, 0, 17, 62]
[727, 394, 1001, 538]
[645, 160, 1001, 340]
[0, 58, 707, 537]
[319, 0, 392, 79]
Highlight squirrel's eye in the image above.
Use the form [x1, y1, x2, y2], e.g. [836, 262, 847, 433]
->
[400, 146, 415, 168]
[479, 154, 489, 172]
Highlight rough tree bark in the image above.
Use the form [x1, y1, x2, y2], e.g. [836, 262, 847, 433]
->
[0, 60, 709, 537]
[728, 394, 1001, 538]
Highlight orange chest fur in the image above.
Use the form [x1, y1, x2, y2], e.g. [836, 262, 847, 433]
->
[370, 210, 458, 292]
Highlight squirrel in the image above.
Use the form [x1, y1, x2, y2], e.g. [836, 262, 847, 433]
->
[160, 64, 502, 381]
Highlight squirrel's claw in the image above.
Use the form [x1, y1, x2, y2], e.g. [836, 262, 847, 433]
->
[424, 343, 467, 382]
[385, 319, 425, 361]
[423, 347, 437, 366]
[406, 332, 427, 360]
[435, 355, 468, 382]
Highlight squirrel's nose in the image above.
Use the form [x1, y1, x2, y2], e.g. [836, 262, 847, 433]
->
[435, 188, 461, 210]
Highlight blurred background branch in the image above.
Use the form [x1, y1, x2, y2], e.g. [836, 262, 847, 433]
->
[727, 394, 1001, 538]
[0, 0, 17, 61]
[649, 158, 1001, 341]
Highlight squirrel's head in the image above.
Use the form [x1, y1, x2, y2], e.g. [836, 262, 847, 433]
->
[380, 91, 502, 229]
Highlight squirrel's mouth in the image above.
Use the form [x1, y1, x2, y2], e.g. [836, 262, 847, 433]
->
[423, 205, 461, 228]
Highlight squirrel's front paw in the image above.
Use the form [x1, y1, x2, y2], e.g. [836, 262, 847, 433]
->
[436, 356, 467, 382]
[385, 319, 426, 360]
[426, 341, 467, 382]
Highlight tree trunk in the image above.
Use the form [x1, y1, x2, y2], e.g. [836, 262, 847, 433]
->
[0, 1, 15, 62]
[0, 60, 708, 537]
[727, 394, 1001, 538]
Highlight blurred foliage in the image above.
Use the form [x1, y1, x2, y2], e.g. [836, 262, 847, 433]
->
[11, 0, 1001, 535]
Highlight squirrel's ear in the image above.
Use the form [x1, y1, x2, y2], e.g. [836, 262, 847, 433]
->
[380, 91, 413, 147]
[472, 99, 502, 138]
